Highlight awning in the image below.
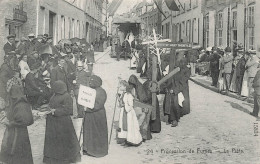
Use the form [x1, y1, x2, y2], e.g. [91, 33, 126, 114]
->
[113, 16, 141, 24]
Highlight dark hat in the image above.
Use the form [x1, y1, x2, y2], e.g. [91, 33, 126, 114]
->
[7, 34, 15, 39]
[89, 75, 102, 88]
[225, 47, 232, 52]
[30, 62, 41, 70]
[43, 34, 49, 38]
[52, 80, 67, 94]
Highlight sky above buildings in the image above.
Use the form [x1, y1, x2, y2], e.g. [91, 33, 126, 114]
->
[108, 0, 152, 15]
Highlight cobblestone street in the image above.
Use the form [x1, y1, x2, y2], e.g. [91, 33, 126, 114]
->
[1, 49, 259, 164]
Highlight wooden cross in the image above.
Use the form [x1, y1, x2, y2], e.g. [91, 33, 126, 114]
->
[142, 29, 192, 120]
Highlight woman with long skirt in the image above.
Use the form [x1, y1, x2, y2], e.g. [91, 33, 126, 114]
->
[43, 80, 81, 164]
[83, 75, 108, 157]
[0, 85, 34, 164]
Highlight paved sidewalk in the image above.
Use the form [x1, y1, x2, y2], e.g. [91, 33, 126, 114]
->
[190, 74, 254, 104]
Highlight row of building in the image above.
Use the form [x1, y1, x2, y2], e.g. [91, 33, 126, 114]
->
[0, 0, 108, 65]
[161, 0, 259, 53]
[126, 0, 259, 56]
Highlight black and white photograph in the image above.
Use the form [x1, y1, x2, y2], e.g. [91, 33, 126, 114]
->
[0, 0, 259, 163]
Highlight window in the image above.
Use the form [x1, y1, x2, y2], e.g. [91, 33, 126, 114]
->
[248, 27, 254, 49]
[232, 11, 237, 28]
[61, 15, 65, 39]
[218, 12, 223, 28]
[186, 20, 190, 42]
[248, 6, 254, 26]
[218, 30, 223, 46]
[193, 0, 198, 8]
[166, 22, 170, 39]
[205, 15, 209, 47]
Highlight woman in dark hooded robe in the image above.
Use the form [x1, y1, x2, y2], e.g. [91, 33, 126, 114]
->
[83, 75, 108, 157]
[43, 80, 81, 164]
[128, 75, 152, 140]
[0, 85, 34, 164]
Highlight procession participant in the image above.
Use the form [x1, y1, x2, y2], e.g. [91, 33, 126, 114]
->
[82, 42, 94, 74]
[250, 68, 260, 117]
[0, 85, 34, 164]
[245, 50, 259, 98]
[178, 58, 191, 116]
[142, 78, 161, 133]
[19, 54, 30, 79]
[128, 75, 152, 140]
[50, 53, 71, 92]
[123, 82, 142, 146]
[236, 50, 247, 95]
[230, 49, 242, 92]
[223, 47, 233, 93]
[74, 61, 91, 118]
[43, 80, 81, 164]
[83, 75, 108, 157]
[117, 80, 128, 144]
[163, 58, 190, 127]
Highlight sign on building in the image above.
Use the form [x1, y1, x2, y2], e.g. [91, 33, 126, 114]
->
[78, 85, 96, 109]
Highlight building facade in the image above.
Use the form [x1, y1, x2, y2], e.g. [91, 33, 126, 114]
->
[161, 0, 259, 55]
[161, 0, 203, 45]
[140, 3, 162, 36]
[200, 0, 258, 51]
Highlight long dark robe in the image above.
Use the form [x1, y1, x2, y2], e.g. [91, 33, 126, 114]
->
[0, 96, 34, 164]
[43, 92, 81, 164]
[128, 75, 152, 140]
[143, 80, 161, 133]
[179, 66, 191, 115]
[83, 87, 108, 157]
[0, 63, 14, 101]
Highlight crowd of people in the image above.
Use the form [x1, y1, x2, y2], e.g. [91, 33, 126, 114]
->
[195, 45, 260, 117]
[0, 33, 111, 163]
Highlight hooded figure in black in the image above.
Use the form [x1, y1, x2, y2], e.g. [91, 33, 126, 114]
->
[0, 85, 34, 164]
[83, 75, 108, 157]
[128, 75, 152, 140]
[43, 80, 81, 164]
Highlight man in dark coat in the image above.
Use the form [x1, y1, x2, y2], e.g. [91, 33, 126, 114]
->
[25, 33, 37, 56]
[3, 34, 18, 71]
[25, 63, 47, 108]
[3, 35, 16, 56]
[0, 85, 34, 164]
[251, 68, 260, 117]
[236, 50, 246, 95]
[50, 54, 71, 93]
[209, 50, 220, 87]
[43, 80, 81, 164]
[83, 75, 108, 157]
